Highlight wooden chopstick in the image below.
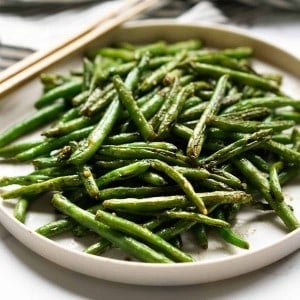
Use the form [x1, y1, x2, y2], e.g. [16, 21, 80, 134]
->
[0, 0, 141, 84]
[0, 0, 158, 98]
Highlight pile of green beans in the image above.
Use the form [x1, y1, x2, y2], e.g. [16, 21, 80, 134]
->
[0, 39, 299, 263]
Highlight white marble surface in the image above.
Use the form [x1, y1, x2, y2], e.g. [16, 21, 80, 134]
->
[0, 3, 300, 299]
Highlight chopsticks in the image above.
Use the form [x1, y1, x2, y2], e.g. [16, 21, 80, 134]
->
[0, 0, 158, 98]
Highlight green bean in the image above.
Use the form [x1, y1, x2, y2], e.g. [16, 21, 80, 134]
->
[1, 175, 81, 199]
[140, 51, 187, 92]
[0, 175, 50, 187]
[0, 102, 66, 148]
[194, 53, 250, 72]
[150, 78, 180, 131]
[96, 159, 137, 169]
[274, 111, 300, 123]
[72, 91, 89, 106]
[33, 156, 67, 169]
[35, 81, 82, 108]
[272, 134, 292, 144]
[199, 129, 272, 166]
[179, 74, 195, 86]
[79, 165, 100, 199]
[173, 166, 210, 180]
[149, 159, 207, 215]
[220, 92, 242, 108]
[139, 171, 168, 186]
[221, 107, 272, 120]
[0, 141, 41, 158]
[187, 74, 229, 159]
[205, 127, 243, 141]
[191, 63, 278, 91]
[84, 219, 162, 255]
[125, 52, 150, 91]
[131, 40, 201, 57]
[158, 82, 209, 139]
[182, 120, 199, 129]
[139, 92, 165, 120]
[163, 211, 229, 228]
[198, 47, 253, 59]
[40, 73, 69, 91]
[95, 209, 193, 262]
[83, 89, 116, 117]
[270, 162, 284, 202]
[134, 41, 167, 56]
[156, 219, 196, 241]
[172, 123, 193, 140]
[215, 210, 249, 249]
[179, 102, 208, 122]
[102, 196, 187, 212]
[208, 173, 245, 190]
[113, 75, 156, 141]
[166, 40, 202, 54]
[246, 153, 270, 173]
[116, 142, 178, 152]
[232, 157, 299, 231]
[16, 126, 94, 161]
[198, 90, 214, 100]
[36, 218, 76, 238]
[102, 191, 252, 213]
[82, 58, 94, 90]
[217, 226, 249, 249]
[69, 98, 121, 165]
[148, 56, 173, 68]
[104, 132, 141, 145]
[32, 166, 75, 177]
[208, 115, 294, 133]
[36, 202, 106, 238]
[200, 178, 234, 191]
[210, 168, 246, 190]
[135, 88, 161, 107]
[91, 48, 135, 61]
[100, 186, 180, 200]
[14, 198, 30, 223]
[52, 194, 172, 263]
[241, 86, 265, 99]
[232, 158, 271, 198]
[79, 88, 101, 114]
[103, 62, 136, 80]
[43, 114, 100, 137]
[223, 97, 300, 113]
[141, 219, 165, 232]
[95, 160, 150, 188]
[97, 146, 191, 166]
[203, 140, 224, 152]
[183, 96, 203, 110]
[263, 140, 300, 165]
[89, 56, 116, 86]
[57, 107, 80, 123]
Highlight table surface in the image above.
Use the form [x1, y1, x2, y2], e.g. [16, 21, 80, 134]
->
[0, 3, 300, 298]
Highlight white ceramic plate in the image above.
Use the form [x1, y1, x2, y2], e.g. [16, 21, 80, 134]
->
[0, 21, 300, 286]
